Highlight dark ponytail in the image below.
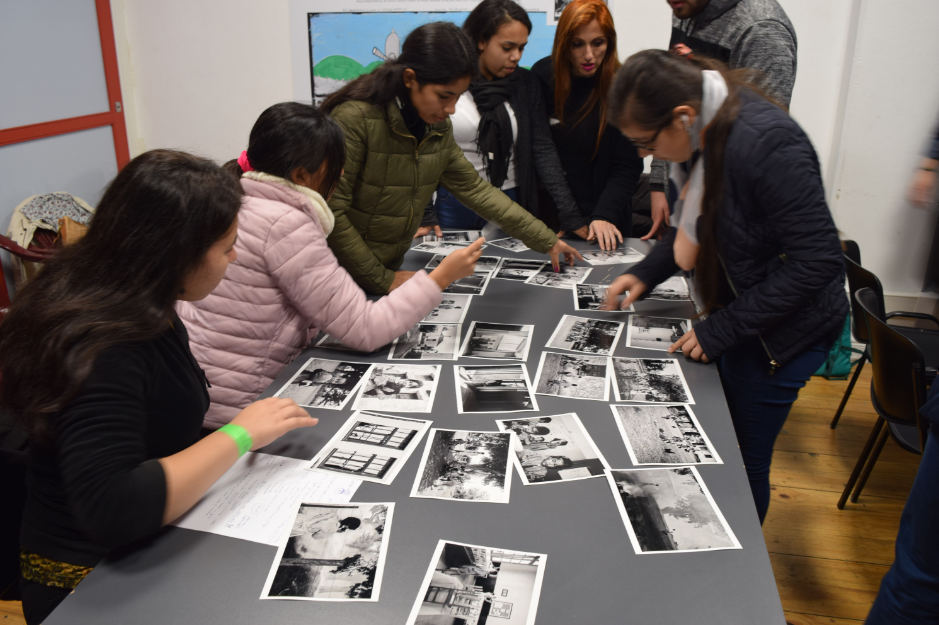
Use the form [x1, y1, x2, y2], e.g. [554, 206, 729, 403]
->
[609, 49, 777, 314]
[463, 0, 532, 51]
[321, 22, 476, 114]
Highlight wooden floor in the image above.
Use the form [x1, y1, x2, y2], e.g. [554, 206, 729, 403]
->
[0, 368, 918, 625]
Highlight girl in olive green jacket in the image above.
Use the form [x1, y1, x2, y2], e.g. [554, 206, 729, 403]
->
[322, 21, 582, 294]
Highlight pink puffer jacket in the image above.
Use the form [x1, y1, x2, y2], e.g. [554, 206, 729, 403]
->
[177, 177, 441, 428]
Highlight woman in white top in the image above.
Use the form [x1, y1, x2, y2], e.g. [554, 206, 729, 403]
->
[416, 0, 579, 233]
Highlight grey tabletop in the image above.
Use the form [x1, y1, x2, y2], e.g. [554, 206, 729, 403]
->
[47, 234, 785, 625]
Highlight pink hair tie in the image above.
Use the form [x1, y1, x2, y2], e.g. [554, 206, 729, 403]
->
[237, 150, 254, 172]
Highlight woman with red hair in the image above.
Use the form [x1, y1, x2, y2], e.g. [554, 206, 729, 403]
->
[531, 0, 642, 249]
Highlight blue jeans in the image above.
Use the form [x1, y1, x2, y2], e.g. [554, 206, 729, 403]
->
[866, 427, 939, 624]
[435, 186, 517, 230]
[717, 338, 831, 524]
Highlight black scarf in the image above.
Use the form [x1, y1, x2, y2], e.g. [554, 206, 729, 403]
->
[470, 71, 521, 188]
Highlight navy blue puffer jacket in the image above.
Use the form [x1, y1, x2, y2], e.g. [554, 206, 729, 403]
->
[629, 89, 849, 368]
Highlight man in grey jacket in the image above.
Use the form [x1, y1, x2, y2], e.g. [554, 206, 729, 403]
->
[645, 0, 797, 238]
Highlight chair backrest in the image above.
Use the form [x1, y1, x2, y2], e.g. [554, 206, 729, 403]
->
[845, 257, 886, 344]
[855, 287, 928, 446]
[842, 239, 861, 266]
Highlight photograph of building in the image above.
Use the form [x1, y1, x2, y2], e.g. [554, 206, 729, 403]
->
[455, 365, 538, 414]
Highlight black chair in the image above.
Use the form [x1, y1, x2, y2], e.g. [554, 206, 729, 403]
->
[829, 256, 939, 428]
[837, 288, 930, 509]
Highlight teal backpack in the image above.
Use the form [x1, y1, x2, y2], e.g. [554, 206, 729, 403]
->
[814, 313, 862, 379]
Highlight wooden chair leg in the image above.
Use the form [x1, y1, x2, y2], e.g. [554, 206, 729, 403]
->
[838, 416, 884, 509]
[830, 352, 867, 429]
[850, 425, 889, 503]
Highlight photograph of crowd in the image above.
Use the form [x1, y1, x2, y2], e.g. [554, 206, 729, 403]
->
[532, 351, 610, 401]
[421, 294, 472, 324]
[411, 429, 513, 503]
[572, 283, 634, 312]
[497, 413, 609, 485]
[546, 314, 623, 355]
[406, 540, 546, 625]
[308, 411, 433, 485]
[610, 357, 695, 404]
[274, 358, 373, 410]
[646, 276, 692, 302]
[412, 239, 478, 255]
[626, 315, 691, 352]
[460, 321, 534, 361]
[610, 404, 722, 465]
[260, 502, 393, 601]
[389, 323, 461, 361]
[352, 364, 441, 413]
[487, 237, 529, 253]
[442, 270, 493, 295]
[455, 364, 539, 414]
[525, 264, 592, 288]
[606, 467, 741, 554]
[581, 247, 646, 266]
[425, 254, 502, 273]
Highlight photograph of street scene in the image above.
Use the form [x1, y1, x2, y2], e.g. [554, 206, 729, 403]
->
[411, 429, 513, 503]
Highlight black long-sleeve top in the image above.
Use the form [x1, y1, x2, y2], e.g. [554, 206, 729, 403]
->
[20, 314, 209, 568]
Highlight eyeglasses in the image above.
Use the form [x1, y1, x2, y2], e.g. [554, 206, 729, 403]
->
[628, 125, 665, 151]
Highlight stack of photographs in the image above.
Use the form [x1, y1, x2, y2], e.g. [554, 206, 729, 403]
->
[411, 429, 513, 503]
[610, 404, 721, 465]
[352, 364, 441, 413]
[524, 264, 592, 288]
[546, 314, 624, 355]
[425, 254, 502, 273]
[494, 258, 548, 281]
[646, 276, 692, 301]
[581, 247, 646, 266]
[260, 502, 393, 601]
[532, 351, 610, 401]
[406, 540, 547, 625]
[389, 323, 461, 361]
[573, 283, 635, 312]
[459, 321, 534, 361]
[443, 270, 493, 295]
[274, 358, 373, 410]
[497, 413, 609, 485]
[487, 237, 529, 253]
[605, 467, 741, 554]
[609, 357, 695, 404]
[625, 315, 692, 352]
[455, 364, 539, 414]
[308, 411, 432, 484]
[421, 294, 472, 323]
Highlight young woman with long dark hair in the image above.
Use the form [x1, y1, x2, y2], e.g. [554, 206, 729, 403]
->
[321, 21, 581, 294]
[0, 151, 317, 623]
[417, 0, 580, 234]
[178, 103, 482, 428]
[530, 0, 643, 249]
[603, 50, 848, 523]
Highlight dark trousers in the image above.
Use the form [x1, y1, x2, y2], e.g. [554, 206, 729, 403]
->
[435, 186, 517, 230]
[717, 338, 831, 524]
[20, 576, 71, 625]
[866, 428, 939, 624]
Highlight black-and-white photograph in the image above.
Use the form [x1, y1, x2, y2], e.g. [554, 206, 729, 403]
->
[389, 323, 461, 361]
[626, 315, 692, 352]
[442, 270, 492, 295]
[410, 429, 513, 503]
[413, 237, 483, 255]
[274, 358, 373, 410]
[646, 276, 692, 302]
[427, 231, 483, 243]
[581, 247, 646, 266]
[425, 254, 501, 273]
[497, 413, 609, 485]
[494, 258, 548, 281]
[421, 294, 473, 324]
[406, 540, 547, 625]
[572, 283, 635, 312]
[260, 502, 393, 601]
[308, 411, 433, 484]
[487, 237, 529, 253]
[610, 357, 695, 404]
[455, 364, 539, 414]
[605, 467, 741, 554]
[313, 333, 377, 353]
[610, 404, 722, 465]
[351, 364, 441, 413]
[546, 314, 624, 355]
[525, 264, 592, 288]
[459, 321, 534, 361]
[532, 351, 610, 401]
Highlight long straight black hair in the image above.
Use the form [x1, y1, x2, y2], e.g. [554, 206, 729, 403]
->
[608, 49, 777, 314]
[0, 150, 243, 441]
[321, 21, 477, 114]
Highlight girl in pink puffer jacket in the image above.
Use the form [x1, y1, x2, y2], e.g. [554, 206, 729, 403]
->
[178, 103, 482, 428]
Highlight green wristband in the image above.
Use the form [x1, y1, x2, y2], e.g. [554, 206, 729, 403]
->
[219, 424, 253, 457]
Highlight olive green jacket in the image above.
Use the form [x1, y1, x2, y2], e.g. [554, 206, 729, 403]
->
[327, 99, 559, 294]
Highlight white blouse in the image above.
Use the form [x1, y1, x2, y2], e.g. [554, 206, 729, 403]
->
[450, 90, 518, 191]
